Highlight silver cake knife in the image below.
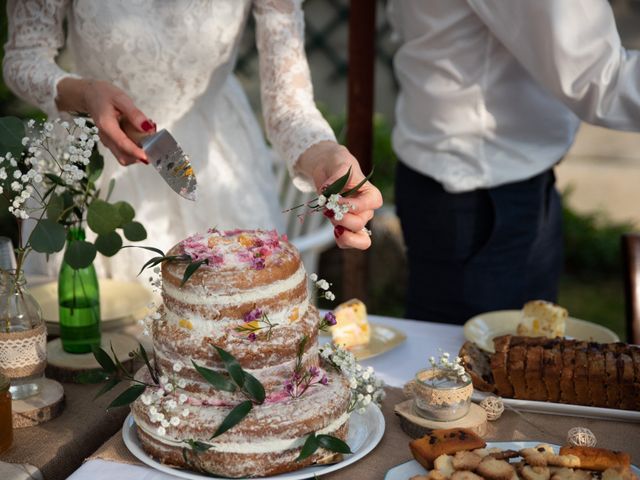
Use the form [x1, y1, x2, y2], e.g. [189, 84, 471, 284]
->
[122, 121, 198, 201]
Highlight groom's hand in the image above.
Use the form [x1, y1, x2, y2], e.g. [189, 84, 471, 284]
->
[299, 141, 383, 250]
[57, 78, 153, 166]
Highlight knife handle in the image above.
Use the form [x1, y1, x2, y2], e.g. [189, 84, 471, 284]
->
[120, 118, 152, 148]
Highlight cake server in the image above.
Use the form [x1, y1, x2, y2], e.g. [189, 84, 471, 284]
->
[122, 121, 198, 201]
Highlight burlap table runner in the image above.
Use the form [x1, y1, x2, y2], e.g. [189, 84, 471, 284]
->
[88, 387, 640, 478]
[0, 381, 131, 480]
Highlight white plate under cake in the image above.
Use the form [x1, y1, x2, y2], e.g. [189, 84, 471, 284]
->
[129, 229, 358, 478]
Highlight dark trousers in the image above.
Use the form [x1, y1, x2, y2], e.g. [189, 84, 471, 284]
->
[395, 161, 564, 325]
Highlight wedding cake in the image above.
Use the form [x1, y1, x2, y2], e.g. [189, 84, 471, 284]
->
[130, 229, 352, 478]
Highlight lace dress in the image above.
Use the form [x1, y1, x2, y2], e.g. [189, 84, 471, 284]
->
[3, 0, 335, 279]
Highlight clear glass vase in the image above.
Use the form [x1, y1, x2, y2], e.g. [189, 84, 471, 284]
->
[58, 227, 101, 354]
[0, 270, 46, 400]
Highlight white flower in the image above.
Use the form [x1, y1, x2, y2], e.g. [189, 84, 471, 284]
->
[11, 181, 22, 192]
[366, 384, 374, 393]
[74, 117, 87, 127]
[159, 375, 169, 385]
[157, 426, 166, 436]
[165, 399, 177, 410]
[181, 408, 190, 417]
[317, 195, 327, 207]
[21, 137, 29, 146]
[0, 168, 6, 180]
[27, 119, 35, 127]
[141, 394, 152, 406]
[316, 279, 330, 290]
[160, 419, 170, 428]
[334, 212, 344, 221]
[170, 416, 180, 426]
[309, 273, 318, 282]
[44, 122, 53, 131]
[173, 361, 184, 373]
[13, 170, 21, 179]
[178, 393, 188, 404]
[165, 383, 174, 392]
[149, 405, 158, 415]
[177, 378, 187, 388]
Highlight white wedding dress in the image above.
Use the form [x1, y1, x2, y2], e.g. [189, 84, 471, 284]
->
[3, 0, 336, 280]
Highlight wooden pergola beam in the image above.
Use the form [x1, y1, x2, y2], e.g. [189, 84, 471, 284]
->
[344, 0, 376, 301]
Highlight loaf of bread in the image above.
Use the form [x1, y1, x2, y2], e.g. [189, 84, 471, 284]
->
[409, 428, 487, 469]
[559, 446, 631, 471]
[460, 336, 640, 411]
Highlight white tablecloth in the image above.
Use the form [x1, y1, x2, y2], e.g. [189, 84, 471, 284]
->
[67, 315, 464, 480]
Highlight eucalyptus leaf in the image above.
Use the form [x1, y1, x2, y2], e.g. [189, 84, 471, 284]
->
[91, 345, 116, 373]
[180, 259, 208, 287]
[0, 116, 25, 158]
[107, 384, 146, 409]
[191, 360, 236, 393]
[30, 219, 66, 253]
[209, 400, 253, 439]
[139, 344, 158, 384]
[213, 346, 245, 389]
[341, 166, 375, 198]
[115, 201, 135, 225]
[46, 194, 65, 222]
[106, 178, 116, 202]
[95, 231, 122, 257]
[242, 371, 265, 404]
[122, 245, 166, 256]
[74, 370, 110, 384]
[137, 256, 166, 276]
[296, 433, 320, 462]
[87, 149, 104, 182]
[110, 343, 129, 376]
[64, 240, 97, 269]
[94, 377, 121, 399]
[317, 435, 352, 454]
[322, 167, 352, 197]
[87, 199, 121, 235]
[123, 221, 147, 241]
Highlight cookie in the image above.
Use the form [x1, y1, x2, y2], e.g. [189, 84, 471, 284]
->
[476, 456, 517, 480]
[434, 454, 455, 478]
[452, 451, 483, 471]
[520, 448, 549, 467]
[451, 471, 484, 480]
[520, 465, 551, 480]
[545, 454, 580, 468]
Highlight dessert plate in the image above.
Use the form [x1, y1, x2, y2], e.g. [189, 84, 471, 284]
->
[464, 310, 619, 353]
[320, 324, 407, 361]
[122, 402, 385, 480]
[384, 442, 640, 479]
[30, 279, 153, 335]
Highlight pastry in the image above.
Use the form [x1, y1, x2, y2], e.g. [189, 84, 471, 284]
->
[409, 429, 487, 469]
[330, 298, 371, 348]
[475, 456, 517, 480]
[559, 446, 631, 472]
[517, 300, 567, 339]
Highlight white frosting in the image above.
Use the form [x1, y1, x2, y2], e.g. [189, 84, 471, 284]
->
[137, 411, 351, 454]
[164, 263, 307, 306]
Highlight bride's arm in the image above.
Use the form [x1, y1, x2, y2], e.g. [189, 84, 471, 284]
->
[254, 0, 382, 250]
[3, 0, 151, 165]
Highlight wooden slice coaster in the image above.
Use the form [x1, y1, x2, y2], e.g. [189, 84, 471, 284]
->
[12, 378, 65, 428]
[395, 399, 488, 438]
[46, 332, 139, 383]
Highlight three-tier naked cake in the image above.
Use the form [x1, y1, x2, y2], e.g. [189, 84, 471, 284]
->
[130, 229, 352, 478]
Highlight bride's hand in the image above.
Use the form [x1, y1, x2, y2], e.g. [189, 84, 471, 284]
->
[56, 78, 154, 166]
[299, 141, 383, 250]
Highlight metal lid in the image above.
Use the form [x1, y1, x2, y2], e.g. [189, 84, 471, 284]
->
[0, 373, 9, 392]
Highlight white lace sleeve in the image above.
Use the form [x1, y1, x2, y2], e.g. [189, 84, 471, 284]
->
[2, 0, 78, 118]
[253, 0, 337, 192]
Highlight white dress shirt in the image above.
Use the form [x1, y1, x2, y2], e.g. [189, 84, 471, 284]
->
[388, 0, 640, 193]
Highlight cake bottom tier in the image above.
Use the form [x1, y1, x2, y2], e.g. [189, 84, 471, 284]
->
[131, 367, 352, 478]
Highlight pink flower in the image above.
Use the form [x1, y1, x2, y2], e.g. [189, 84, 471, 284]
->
[243, 308, 263, 323]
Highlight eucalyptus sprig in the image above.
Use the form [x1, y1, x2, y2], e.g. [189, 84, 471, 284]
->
[127, 245, 209, 287]
[283, 166, 374, 222]
[77, 343, 159, 409]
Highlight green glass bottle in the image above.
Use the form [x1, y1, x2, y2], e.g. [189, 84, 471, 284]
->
[58, 227, 101, 353]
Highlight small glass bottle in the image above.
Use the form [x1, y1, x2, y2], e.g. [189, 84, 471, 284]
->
[58, 227, 101, 354]
[0, 373, 12, 453]
[0, 270, 45, 400]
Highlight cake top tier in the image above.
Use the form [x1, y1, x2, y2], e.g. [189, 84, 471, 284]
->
[162, 229, 304, 294]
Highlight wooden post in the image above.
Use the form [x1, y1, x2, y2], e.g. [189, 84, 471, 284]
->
[344, 0, 376, 301]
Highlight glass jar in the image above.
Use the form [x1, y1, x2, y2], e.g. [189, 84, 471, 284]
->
[0, 373, 12, 453]
[413, 368, 473, 421]
[58, 227, 101, 354]
[0, 270, 46, 400]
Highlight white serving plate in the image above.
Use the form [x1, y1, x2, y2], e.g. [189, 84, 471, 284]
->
[472, 390, 640, 423]
[385, 442, 640, 479]
[464, 310, 620, 353]
[320, 323, 407, 361]
[122, 402, 385, 480]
